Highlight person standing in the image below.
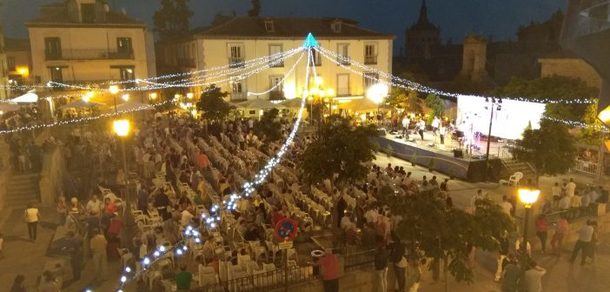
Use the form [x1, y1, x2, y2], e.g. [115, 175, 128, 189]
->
[24, 202, 40, 241]
[175, 265, 193, 292]
[494, 233, 510, 282]
[56, 196, 67, 226]
[439, 124, 446, 144]
[318, 248, 340, 292]
[374, 243, 389, 292]
[65, 231, 83, 281]
[90, 228, 108, 282]
[570, 220, 594, 265]
[389, 234, 406, 292]
[534, 214, 549, 254]
[500, 196, 513, 216]
[566, 178, 576, 198]
[550, 215, 569, 256]
[417, 120, 426, 141]
[501, 254, 521, 292]
[523, 261, 546, 292]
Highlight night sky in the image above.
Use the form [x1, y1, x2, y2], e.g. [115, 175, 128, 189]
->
[1, 0, 565, 49]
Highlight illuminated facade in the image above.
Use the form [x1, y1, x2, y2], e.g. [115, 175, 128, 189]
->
[4, 38, 32, 86]
[26, 0, 156, 85]
[0, 25, 9, 99]
[158, 17, 394, 101]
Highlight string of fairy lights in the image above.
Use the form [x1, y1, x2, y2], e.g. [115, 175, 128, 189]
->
[110, 46, 315, 292]
[1, 33, 601, 290]
[314, 46, 596, 105]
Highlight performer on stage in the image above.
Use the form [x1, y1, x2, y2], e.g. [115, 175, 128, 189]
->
[432, 116, 441, 135]
[439, 123, 446, 145]
[401, 115, 410, 137]
[417, 119, 426, 141]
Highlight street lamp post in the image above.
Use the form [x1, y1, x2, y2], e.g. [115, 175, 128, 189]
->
[518, 188, 540, 248]
[113, 119, 134, 241]
[485, 98, 502, 181]
[109, 85, 120, 113]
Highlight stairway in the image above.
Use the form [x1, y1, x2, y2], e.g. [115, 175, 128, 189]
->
[4, 173, 41, 208]
[500, 159, 537, 183]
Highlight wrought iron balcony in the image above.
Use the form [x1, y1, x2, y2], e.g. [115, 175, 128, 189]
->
[364, 56, 377, 65]
[229, 57, 245, 68]
[45, 49, 134, 61]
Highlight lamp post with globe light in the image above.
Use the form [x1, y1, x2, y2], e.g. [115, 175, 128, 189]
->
[109, 85, 120, 113]
[518, 188, 540, 248]
[113, 119, 134, 241]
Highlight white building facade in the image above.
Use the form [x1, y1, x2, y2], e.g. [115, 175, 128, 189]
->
[26, 0, 156, 85]
[0, 26, 9, 99]
[159, 17, 393, 102]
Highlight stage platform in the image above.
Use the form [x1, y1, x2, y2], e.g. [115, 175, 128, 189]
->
[374, 132, 502, 182]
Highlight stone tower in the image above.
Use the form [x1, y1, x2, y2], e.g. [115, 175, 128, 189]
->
[460, 34, 487, 81]
[405, 0, 441, 61]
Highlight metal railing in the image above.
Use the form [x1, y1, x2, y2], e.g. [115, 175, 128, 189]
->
[45, 49, 134, 61]
[269, 90, 284, 100]
[268, 57, 284, 68]
[201, 265, 315, 292]
[229, 57, 246, 68]
[337, 55, 351, 66]
[344, 249, 376, 271]
[231, 92, 247, 101]
[364, 56, 377, 65]
[573, 159, 599, 176]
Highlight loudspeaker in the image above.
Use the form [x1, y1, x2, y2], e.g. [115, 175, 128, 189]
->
[453, 149, 463, 158]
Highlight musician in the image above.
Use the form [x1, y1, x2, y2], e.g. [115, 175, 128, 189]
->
[417, 119, 426, 141]
[439, 124, 446, 145]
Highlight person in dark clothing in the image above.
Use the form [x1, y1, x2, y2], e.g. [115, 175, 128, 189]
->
[154, 191, 171, 221]
[137, 186, 149, 215]
[336, 195, 347, 228]
[389, 234, 406, 292]
[374, 242, 389, 292]
[64, 231, 83, 281]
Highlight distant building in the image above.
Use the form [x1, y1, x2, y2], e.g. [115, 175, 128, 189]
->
[402, 1, 565, 86]
[158, 16, 394, 102]
[26, 0, 156, 85]
[4, 38, 32, 86]
[539, 51, 602, 89]
[0, 26, 9, 99]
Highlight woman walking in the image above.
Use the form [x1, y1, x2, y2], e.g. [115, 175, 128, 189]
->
[25, 202, 40, 241]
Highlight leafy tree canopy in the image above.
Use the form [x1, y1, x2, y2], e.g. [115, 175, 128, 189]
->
[196, 84, 232, 121]
[386, 88, 423, 113]
[493, 75, 598, 122]
[154, 0, 193, 40]
[424, 94, 445, 118]
[380, 190, 514, 283]
[254, 108, 282, 142]
[512, 119, 577, 175]
[300, 116, 377, 187]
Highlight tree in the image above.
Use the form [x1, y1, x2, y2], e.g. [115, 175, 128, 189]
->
[380, 190, 514, 283]
[248, 0, 261, 17]
[386, 88, 423, 113]
[493, 75, 598, 122]
[511, 119, 577, 175]
[254, 108, 282, 142]
[196, 85, 232, 121]
[425, 94, 445, 118]
[153, 0, 193, 40]
[300, 117, 377, 187]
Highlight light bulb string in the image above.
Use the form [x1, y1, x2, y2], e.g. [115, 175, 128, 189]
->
[247, 51, 306, 96]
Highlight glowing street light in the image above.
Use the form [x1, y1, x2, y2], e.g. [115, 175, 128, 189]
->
[82, 91, 94, 103]
[366, 83, 389, 125]
[518, 187, 540, 249]
[598, 105, 610, 125]
[149, 92, 158, 101]
[113, 119, 131, 138]
[109, 85, 120, 95]
[121, 94, 130, 102]
[186, 92, 194, 100]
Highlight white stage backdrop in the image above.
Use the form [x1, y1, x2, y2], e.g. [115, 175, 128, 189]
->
[456, 97, 546, 140]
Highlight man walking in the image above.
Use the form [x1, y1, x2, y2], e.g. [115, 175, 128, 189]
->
[374, 242, 389, 292]
[570, 220, 594, 265]
[90, 228, 108, 282]
[24, 202, 40, 241]
[318, 248, 340, 292]
[389, 234, 406, 292]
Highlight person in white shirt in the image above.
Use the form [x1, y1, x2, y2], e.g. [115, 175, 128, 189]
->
[431, 117, 441, 134]
[86, 195, 103, 217]
[180, 208, 194, 227]
[417, 120, 426, 141]
[570, 220, 595, 265]
[566, 178, 576, 197]
[25, 203, 41, 241]
[365, 207, 379, 224]
[500, 196, 513, 216]
[551, 182, 561, 198]
[439, 124, 446, 144]
[558, 195, 571, 211]
[401, 116, 410, 136]
[470, 189, 485, 209]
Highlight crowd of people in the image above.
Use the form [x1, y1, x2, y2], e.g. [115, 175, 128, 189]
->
[3, 106, 607, 292]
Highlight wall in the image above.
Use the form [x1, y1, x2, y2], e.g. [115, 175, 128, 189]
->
[39, 146, 66, 206]
[539, 57, 602, 89]
[28, 25, 153, 82]
[0, 26, 9, 99]
[199, 37, 393, 101]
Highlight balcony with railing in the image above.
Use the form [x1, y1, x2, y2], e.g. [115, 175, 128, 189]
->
[364, 55, 377, 65]
[269, 90, 284, 100]
[268, 57, 284, 68]
[229, 57, 245, 68]
[45, 49, 134, 61]
[337, 55, 351, 66]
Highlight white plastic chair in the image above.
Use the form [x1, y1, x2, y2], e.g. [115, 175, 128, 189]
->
[509, 172, 523, 186]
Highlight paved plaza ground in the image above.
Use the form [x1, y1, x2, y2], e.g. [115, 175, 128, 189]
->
[0, 154, 608, 291]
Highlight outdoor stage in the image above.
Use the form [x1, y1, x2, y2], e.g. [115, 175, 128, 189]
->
[375, 130, 505, 182]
